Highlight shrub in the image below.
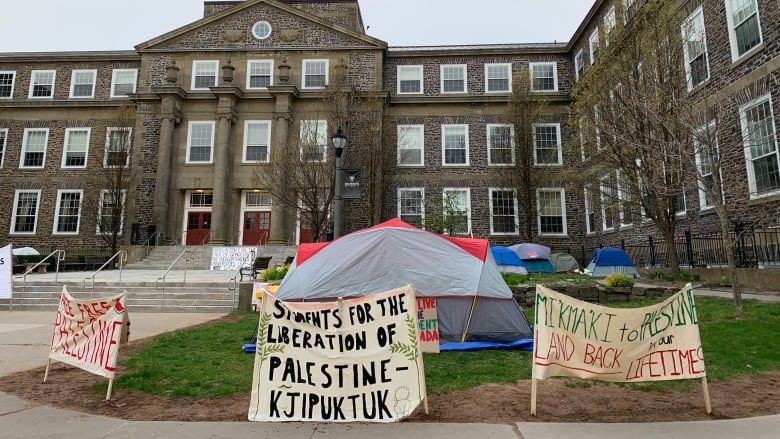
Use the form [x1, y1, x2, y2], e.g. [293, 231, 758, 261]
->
[647, 271, 674, 281]
[678, 270, 700, 281]
[604, 272, 635, 288]
[259, 264, 290, 282]
[501, 272, 528, 285]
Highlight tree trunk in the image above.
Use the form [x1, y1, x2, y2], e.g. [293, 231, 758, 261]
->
[720, 215, 744, 318]
[661, 228, 680, 279]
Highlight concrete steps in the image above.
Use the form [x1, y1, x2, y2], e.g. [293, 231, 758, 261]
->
[125, 245, 298, 270]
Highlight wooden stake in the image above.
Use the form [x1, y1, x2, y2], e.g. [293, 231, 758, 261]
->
[106, 379, 114, 400]
[43, 358, 51, 383]
[460, 296, 477, 342]
[701, 376, 712, 414]
[531, 379, 538, 415]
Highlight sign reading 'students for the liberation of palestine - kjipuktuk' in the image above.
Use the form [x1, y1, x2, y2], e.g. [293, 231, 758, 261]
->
[248, 285, 427, 423]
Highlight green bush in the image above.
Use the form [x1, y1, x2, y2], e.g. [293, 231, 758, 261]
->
[647, 271, 674, 281]
[259, 264, 290, 281]
[678, 270, 700, 281]
[501, 272, 528, 285]
[604, 272, 635, 287]
[15, 254, 44, 264]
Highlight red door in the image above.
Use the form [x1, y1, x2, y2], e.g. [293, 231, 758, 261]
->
[186, 212, 211, 245]
[243, 211, 270, 245]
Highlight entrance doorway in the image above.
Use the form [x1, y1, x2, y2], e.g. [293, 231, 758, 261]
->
[186, 212, 211, 245]
[242, 211, 271, 245]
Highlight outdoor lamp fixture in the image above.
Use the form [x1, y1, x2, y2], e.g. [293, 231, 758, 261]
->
[332, 127, 347, 239]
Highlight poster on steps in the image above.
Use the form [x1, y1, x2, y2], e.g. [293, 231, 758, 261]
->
[0, 244, 12, 299]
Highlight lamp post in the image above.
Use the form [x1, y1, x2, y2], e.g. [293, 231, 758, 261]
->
[332, 127, 347, 239]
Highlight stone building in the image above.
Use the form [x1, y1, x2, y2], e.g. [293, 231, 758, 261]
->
[0, 0, 778, 262]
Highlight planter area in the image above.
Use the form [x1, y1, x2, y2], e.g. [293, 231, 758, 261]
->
[510, 284, 679, 308]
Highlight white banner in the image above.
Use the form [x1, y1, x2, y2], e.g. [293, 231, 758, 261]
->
[48, 287, 129, 379]
[0, 244, 11, 299]
[210, 247, 256, 271]
[533, 284, 706, 382]
[248, 285, 426, 422]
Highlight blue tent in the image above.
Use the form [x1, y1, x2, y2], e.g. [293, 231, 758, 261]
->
[491, 246, 528, 275]
[586, 247, 639, 278]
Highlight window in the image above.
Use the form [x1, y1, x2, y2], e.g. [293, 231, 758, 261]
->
[397, 125, 424, 166]
[601, 175, 615, 231]
[110, 69, 137, 97]
[443, 188, 471, 236]
[440, 65, 466, 93]
[300, 120, 327, 162]
[487, 124, 514, 165]
[625, 0, 638, 21]
[20, 128, 48, 169]
[104, 127, 132, 168]
[617, 170, 636, 226]
[62, 128, 90, 168]
[192, 61, 219, 90]
[69, 69, 96, 98]
[303, 60, 328, 89]
[189, 191, 213, 207]
[29, 70, 56, 98]
[243, 121, 271, 162]
[252, 21, 272, 39]
[247, 60, 273, 89]
[397, 65, 423, 94]
[589, 29, 600, 64]
[53, 190, 83, 234]
[537, 188, 567, 236]
[725, 0, 763, 61]
[245, 191, 272, 208]
[604, 6, 616, 39]
[584, 188, 596, 234]
[530, 62, 558, 92]
[442, 124, 469, 165]
[574, 50, 585, 80]
[740, 94, 780, 197]
[695, 123, 720, 210]
[0, 128, 6, 168]
[682, 7, 710, 90]
[485, 63, 511, 93]
[97, 190, 126, 235]
[0, 71, 15, 98]
[398, 188, 424, 227]
[186, 122, 215, 163]
[489, 188, 517, 235]
[11, 190, 41, 234]
[533, 123, 562, 165]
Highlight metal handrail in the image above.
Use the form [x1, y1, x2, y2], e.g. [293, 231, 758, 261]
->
[12, 249, 65, 309]
[83, 250, 127, 298]
[155, 249, 192, 308]
[228, 249, 257, 306]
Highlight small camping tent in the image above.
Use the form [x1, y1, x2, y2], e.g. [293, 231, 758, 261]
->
[508, 243, 554, 273]
[491, 246, 528, 275]
[586, 247, 639, 278]
[550, 253, 580, 273]
[274, 219, 533, 344]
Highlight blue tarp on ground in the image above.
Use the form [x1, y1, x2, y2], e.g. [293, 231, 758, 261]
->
[439, 338, 534, 351]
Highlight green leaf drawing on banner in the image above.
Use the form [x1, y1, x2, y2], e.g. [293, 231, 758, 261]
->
[390, 315, 420, 361]
[256, 313, 285, 363]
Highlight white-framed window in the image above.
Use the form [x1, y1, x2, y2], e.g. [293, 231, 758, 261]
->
[695, 121, 721, 210]
[574, 50, 585, 80]
[489, 188, 518, 235]
[29, 70, 56, 98]
[0, 128, 6, 168]
[398, 188, 424, 227]
[601, 175, 615, 231]
[191, 60, 219, 90]
[442, 124, 469, 166]
[589, 28, 600, 64]
[186, 121, 215, 163]
[487, 124, 514, 165]
[189, 191, 214, 208]
[300, 120, 327, 162]
[533, 123, 562, 166]
[61, 128, 90, 168]
[69, 69, 96, 98]
[110, 69, 137, 97]
[10, 190, 41, 234]
[104, 127, 132, 168]
[397, 65, 423, 94]
[584, 188, 596, 234]
[20, 128, 48, 169]
[676, 186, 687, 216]
[485, 63, 511, 93]
[247, 60, 274, 89]
[302, 59, 329, 89]
[397, 124, 424, 166]
[740, 94, 780, 198]
[443, 188, 471, 236]
[53, 189, 83, 235]
[625, 0, 638, 22]
[682, 6, 710, 90]
[0, 71, 16, 98]
[616, 170, 636, 227]
[440, 64, 466, 93]
[244, 191, 272, 208]
[97, 189, 126, 235]
[604, 6, 616, 39]
[537, 188, 567, 236]
[530, 62, 558, 92]
[243, 121, 271, 163]
[725, 0, 763, 61]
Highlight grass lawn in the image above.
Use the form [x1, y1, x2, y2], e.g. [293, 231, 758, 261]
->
[103, 296, 780, 398]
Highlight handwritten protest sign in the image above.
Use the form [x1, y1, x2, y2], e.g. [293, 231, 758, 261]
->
[248, 285, 427, 422]
[210, 247, 256, 270]
[47, 287, 129, 379]
[0, 244, 11, 300]
[417, 297, 439, 353]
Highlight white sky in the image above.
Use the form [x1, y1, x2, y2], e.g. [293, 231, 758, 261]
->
[0, 0, 595, 52]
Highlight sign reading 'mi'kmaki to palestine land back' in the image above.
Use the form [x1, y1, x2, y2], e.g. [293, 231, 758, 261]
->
[248, 285, 427, 423]
[533, 284, 706, 382]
